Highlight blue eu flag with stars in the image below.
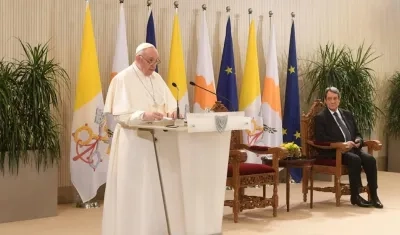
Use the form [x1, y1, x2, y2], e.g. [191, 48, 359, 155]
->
[146, 10, 158, 72]
[216, 16, 238, 111]
[283, 21, 302, 183]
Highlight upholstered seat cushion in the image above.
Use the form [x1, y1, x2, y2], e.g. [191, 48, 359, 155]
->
[227, 163, 275, 177]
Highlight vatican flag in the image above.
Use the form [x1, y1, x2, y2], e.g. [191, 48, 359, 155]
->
[239, 20, 263, 164]
[70, 2, 109, 203]
[193, 9, 216, 112]
[261, 24, 283, 149]
[167, 12, 189, 114]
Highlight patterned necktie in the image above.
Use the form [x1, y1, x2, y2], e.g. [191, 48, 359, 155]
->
[333, 112, 351, 141]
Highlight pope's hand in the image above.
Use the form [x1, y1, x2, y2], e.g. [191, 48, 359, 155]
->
[170, 111, 183, 120]
[142, 112, 164, 121]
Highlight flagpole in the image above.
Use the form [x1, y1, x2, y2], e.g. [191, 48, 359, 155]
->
[269, 10, 273, 31]
[248, 8, 252, 25]
[75, 0, 100, 209]
[174, 1, 178, 13]
[147, 0, 152, 15]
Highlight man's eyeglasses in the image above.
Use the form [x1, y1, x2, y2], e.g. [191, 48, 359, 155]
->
[140, 55, 161, 66]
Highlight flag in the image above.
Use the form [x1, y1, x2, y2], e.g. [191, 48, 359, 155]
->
[261, 24, 283, 150]
[70, 2, 109, 203]
[167, 12, 189, 114]
[193, 10, 216, 112]
[107, 1, 129, 153]
[239, 20, 263, 163]
[216, 16, 238, 112]
[283, 21, 302, 182]
[146, 9, 157, 72]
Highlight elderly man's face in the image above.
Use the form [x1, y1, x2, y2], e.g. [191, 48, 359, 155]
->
[136, 48, 160, 76]
[325, 91, 340, 111]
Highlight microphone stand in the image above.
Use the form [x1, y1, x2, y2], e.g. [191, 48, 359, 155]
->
[172, 82, 182, 120]
[189, 82, 235, 111]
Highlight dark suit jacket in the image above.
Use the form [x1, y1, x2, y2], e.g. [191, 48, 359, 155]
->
[314, 107, 363, 156]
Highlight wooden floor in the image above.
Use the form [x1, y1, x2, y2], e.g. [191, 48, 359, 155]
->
[0, 171, 399, 235]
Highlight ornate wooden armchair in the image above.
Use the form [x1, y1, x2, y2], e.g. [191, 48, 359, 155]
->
[300, 99, 382, 207]
[211, 101, 287, 223]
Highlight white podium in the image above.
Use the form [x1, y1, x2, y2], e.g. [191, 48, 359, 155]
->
[133, 112, 250, 235]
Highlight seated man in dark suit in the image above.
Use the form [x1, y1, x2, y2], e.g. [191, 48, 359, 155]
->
[314, 87, 383, 208]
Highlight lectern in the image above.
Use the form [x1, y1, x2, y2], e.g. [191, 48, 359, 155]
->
[133, 112, 251, 235]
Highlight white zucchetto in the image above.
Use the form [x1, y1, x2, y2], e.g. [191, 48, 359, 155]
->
[135, 43, 155, 54]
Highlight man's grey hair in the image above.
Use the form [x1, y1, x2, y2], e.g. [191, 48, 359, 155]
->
[324, 86, 341, 99]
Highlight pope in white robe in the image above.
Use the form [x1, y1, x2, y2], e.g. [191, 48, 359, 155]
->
[102, 43, 178, 235]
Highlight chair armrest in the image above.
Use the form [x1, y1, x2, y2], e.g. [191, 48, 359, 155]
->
[307, 140, 351, 153]
[363, 140, 382, 151]
[234, 144, 288, 160]
[228, 150, 247, 164]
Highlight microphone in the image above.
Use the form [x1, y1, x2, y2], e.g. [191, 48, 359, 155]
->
[189, 81, 234, 111]
[171, 82, 180, 118]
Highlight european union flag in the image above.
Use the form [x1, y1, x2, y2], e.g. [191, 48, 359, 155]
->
[146, 10, 157, 72]
[283, 21, 302, 183]
[216, 17, 238, 111]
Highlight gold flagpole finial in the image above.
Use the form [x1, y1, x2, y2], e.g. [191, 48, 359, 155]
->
[147, 0, 152, 7]
[174, 1, 179, 9]
[226, 6, 230, 13]
[202, 4, 207, 11]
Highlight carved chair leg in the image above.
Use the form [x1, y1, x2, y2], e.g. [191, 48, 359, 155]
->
[233, 186, 240, 223]
[334, 175, 341, 207]
[310, 168, 314, 209]
[302, 167, 309, 202]
[273, 182, 278, 217]
[263, 185, 266, 199]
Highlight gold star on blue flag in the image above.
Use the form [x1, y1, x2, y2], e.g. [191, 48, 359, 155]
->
[283, 20, 302, 182]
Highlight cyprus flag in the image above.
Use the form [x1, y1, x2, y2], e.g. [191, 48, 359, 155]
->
[261, 24, 283, 149]
[193, 9, 216, 112]
[107, 1, 129, 152]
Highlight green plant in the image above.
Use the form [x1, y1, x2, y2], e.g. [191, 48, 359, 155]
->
[303, 42, 381, 134]
[281, 142, 301, 157]
[385, 71, 400, 138]
[0, 40, 69, 174]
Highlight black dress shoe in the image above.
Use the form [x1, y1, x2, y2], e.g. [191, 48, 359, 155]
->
[371, 197, 383, 209]
[351, 195, 372, 207]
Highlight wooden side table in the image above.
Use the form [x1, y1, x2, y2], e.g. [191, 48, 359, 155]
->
[262, 157, 315, 212]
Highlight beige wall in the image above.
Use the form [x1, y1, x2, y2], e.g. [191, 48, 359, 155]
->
[1, 0, 399, 189]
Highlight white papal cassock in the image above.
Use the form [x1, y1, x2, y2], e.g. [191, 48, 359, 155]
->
[102, 63, 176, 235]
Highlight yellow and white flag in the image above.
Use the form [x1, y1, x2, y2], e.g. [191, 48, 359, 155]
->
[70, 2, 109, 203]
[107, 1, 129, 151]
[193, 9, 216, 112]
[167, 12, 189, 114]
[239, 20, 263, 163]
[262, 24, 282, 148]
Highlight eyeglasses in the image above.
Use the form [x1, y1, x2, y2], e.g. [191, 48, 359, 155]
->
[139, 55, 161, 66]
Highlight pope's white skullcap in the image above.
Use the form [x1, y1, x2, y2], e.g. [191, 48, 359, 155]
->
[135, 42, 155, 54]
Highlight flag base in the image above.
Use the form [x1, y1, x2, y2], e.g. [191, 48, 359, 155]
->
[76, 200, 100, 209]
[74, 191, 100, 209]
